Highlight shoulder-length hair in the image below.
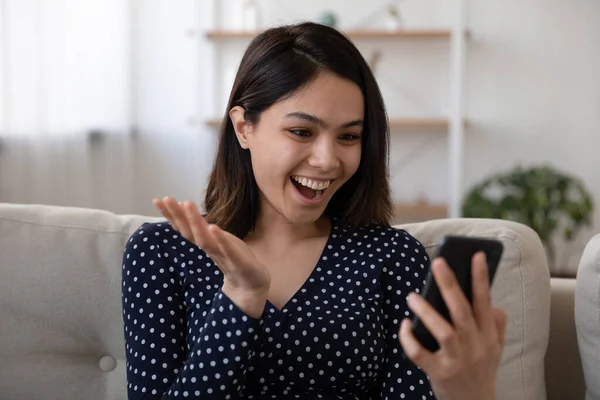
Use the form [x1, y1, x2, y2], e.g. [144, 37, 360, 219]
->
[204, 22, 392, 238]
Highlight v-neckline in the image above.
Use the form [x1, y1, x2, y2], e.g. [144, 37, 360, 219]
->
[264, 218, 337, 317]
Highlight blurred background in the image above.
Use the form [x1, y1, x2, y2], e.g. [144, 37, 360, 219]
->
[0, 0, 597, 276]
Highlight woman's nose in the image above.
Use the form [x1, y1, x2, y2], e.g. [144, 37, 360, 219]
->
[307, 139, 340, 172]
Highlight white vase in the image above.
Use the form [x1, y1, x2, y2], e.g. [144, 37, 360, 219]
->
[243, 0, 261, 31]
[384, 14, 402, 31]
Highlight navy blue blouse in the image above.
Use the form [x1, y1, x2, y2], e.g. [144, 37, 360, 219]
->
[121, 218, 435, 399]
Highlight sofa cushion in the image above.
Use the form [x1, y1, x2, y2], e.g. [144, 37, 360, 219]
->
[0, 203, 160, 400]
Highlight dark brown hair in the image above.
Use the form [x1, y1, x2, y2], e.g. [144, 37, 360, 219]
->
[204, 22, 392, 238]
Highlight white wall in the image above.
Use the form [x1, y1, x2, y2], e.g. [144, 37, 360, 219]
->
[129, 0, 217, 215]
[0, 0, 598, 272]
[462, 0, 600, 271]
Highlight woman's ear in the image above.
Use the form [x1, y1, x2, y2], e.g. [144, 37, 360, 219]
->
[229, 106, 251, 149]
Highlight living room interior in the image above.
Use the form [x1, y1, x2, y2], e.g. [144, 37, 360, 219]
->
[0, 1, 599, 399]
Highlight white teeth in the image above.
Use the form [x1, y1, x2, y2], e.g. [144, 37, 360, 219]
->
[292, 176, 331, 190]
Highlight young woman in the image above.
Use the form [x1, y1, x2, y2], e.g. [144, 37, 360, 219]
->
[122, 22, 506, 399]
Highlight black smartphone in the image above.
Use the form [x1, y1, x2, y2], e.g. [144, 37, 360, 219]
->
[410, 235, 504, 353]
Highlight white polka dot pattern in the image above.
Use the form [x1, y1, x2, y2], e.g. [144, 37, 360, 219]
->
[121, 219, 435, 399]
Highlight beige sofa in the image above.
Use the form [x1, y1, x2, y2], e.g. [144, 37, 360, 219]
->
[0, 203, 586, 399]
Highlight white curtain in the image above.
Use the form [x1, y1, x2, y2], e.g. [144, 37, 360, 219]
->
[0, 0, 133, 136]
[0, 0, 136, 212]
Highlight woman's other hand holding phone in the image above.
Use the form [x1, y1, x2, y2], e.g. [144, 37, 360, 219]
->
[399, 252, 507, 400]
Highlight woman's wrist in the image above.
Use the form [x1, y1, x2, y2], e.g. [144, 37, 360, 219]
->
[221, 283, 269, 319]
[432, 384, 496, 400]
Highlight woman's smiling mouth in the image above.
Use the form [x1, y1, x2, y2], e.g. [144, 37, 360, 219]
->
[290, 175, 333, 201]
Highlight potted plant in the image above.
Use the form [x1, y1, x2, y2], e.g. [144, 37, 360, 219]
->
[462, 164, 594, 270]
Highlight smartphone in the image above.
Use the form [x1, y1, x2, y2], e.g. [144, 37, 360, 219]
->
[410, 235, 504, 353]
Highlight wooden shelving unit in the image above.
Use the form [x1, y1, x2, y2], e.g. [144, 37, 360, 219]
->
[207, 1, 469, 222]
[206, 29, 463, 40]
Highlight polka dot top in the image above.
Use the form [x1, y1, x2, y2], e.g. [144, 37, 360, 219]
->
[122, 218, 435, 399]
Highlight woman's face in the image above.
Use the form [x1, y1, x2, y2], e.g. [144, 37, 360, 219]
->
[232, 71, 364, 225]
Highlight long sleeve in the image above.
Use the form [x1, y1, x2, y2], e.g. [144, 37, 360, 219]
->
[377, 229, 436, 399]
[122, 223, 265, 399]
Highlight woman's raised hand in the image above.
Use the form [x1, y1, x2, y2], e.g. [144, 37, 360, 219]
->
[153, 196, 271, 318]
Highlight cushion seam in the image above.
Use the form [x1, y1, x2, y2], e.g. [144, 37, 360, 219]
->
[0, 214, 142, 236]
[509, 234, 528, 400]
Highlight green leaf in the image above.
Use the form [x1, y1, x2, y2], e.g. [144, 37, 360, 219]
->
[461, 164, 594, 248]
[564, 227, 574, 241]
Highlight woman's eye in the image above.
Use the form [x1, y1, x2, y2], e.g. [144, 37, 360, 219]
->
[289, 129, 311, 137]
[339, 133, 360, 141]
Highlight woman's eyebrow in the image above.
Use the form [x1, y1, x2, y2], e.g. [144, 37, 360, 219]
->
[284, 111, 364, 129]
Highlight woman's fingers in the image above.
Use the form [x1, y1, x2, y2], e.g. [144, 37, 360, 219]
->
[210, 224, 230, 255]
[153, 198, 179, 231]
[213, 228, 245, 266]
[209, 224, 234, 274]
[181, 202, 234, 278]
[471, 252, 496, 339]
[493, 308, 507, 346]
[406, 292, 459, 356]
[433, 258, 478, 336]
[163, 197, 193, 241]
[183, 202, 221, 256]
[398, 318, 436, 370]
[210, 224, 270, 291]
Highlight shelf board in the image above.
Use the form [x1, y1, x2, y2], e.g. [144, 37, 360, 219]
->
[206, 29, 460, 40]
[206, 118, 223, 128]
[392, 201, 448, 224]
[347, 29, 453, 39]
[206, 118, 455, 131]
[389, 118, 449, 131]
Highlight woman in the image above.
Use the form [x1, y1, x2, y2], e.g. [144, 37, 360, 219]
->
[122, 22, 506, 399]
